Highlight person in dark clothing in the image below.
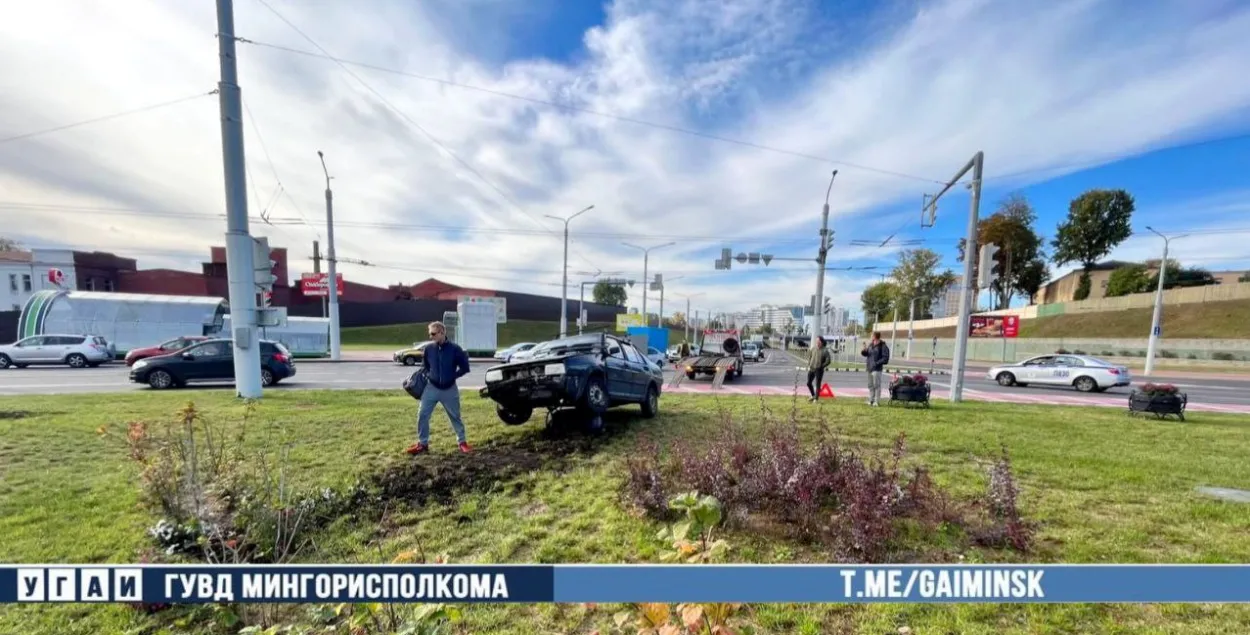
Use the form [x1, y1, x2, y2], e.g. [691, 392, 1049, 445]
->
[806, 336, 831, 402]
[407, 321, 472, 455]
[861, 331, 890, 406]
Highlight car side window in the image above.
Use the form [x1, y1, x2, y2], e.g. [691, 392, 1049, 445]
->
[58, 336, 83, 345]
[17, 337, 43, 347]
[190, 342, 225, 357]
[607, 342, 625, 359]
[622, 344, 643, 364]
[1059, 356, 1084, 367]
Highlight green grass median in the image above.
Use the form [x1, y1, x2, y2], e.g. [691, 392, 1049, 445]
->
[2, 391, 1248, 634]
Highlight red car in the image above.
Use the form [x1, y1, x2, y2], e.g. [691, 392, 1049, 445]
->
[124, 336, 211, 366]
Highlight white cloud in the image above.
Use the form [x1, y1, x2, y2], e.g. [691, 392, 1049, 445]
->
[2, 0, 1249, 317]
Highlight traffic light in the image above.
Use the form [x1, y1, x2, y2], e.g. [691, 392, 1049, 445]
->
[252, 236, 278, 290]
[977, 243, 1000, 287]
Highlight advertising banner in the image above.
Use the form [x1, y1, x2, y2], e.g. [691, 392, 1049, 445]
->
[970, 315, 1019, 338]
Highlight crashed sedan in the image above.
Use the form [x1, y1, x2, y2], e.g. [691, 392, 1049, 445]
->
[479, 333, 663, 430]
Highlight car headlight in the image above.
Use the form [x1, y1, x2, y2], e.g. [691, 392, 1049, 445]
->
[544, 363, 565, 376]
[485, 369, 503, 383]
[133, 360, 148, 369]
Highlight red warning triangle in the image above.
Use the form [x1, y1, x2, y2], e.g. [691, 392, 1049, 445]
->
[818, 383, 835, 399]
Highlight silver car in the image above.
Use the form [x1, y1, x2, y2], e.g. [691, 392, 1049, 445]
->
[987, 354, 1131, 393]
[0, 334, 114, 369]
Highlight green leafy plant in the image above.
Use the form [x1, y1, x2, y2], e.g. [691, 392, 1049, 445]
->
[656, 492, 730, 563]
[613, 602, 755, 635]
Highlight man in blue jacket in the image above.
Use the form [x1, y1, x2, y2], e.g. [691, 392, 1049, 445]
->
[407, 321, 472, 455]
[861, 331, 890, 406]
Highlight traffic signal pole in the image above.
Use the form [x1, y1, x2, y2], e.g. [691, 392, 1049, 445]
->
[812, 171, 838, 340]
[922, 152, 984, 403]
[215, 0, 263, 398]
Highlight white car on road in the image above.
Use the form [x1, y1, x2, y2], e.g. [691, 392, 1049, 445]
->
[0, 334, 114, 369]
[987, 354, 1131, 393]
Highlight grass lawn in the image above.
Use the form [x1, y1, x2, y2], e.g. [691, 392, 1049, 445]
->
[341, 320, 616, 351]
[908, 298, 1250, 342]
[2, 391, 1250, 633]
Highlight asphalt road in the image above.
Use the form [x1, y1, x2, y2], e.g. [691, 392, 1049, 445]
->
[2, 350, 1248, 413]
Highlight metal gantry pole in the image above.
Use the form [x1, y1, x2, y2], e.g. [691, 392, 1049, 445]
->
[215, 0, 262, 398]
[940, 152, 985, 403]
[318, 151, 340, 361]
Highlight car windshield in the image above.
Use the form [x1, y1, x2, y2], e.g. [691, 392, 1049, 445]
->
[539, 335, 603, 357]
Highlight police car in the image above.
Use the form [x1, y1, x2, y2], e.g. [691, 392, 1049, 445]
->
[986, 354, 1132, 393]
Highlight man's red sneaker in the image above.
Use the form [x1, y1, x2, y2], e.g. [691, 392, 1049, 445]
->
[458, 442, 472, 454]
[405, 443, 429, 455]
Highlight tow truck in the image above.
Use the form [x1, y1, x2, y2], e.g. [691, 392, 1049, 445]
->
[680, 329, 744, 381]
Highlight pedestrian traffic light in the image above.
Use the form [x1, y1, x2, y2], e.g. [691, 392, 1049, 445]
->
[977, 243, 1000, 287]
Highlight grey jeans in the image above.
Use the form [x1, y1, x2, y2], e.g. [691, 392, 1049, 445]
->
[867, 371, 884, 403]
[417, 384, 466, 445]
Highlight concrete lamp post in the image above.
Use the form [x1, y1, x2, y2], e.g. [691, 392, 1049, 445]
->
[546, 205, 594, 338]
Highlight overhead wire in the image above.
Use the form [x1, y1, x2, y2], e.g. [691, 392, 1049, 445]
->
[0, 91, 218, 146]
[248, 0, 601, 270]
[234, 37, 947, 186]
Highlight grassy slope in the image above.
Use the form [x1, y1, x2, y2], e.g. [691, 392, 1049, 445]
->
[2, 392, 1250, 633]
[341, 320, 615, 350]
[906, 298, 1250, 340]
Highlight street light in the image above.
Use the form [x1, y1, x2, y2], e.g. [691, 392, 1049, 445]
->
[546, 205, 594, 337]
[657, 275, 685, 327]
[1143, 226, 1186, 376]
[317, 150, 340, 361]
[622, 241, 675, 324]
[674, 292, 705, 343]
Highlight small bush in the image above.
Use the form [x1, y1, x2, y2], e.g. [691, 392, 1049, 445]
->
[1187, 353, 1197, 360]
[1100, 351, 1116, 357]
[1072, 349, 1087, 355]
[1213, 352, 1237, 361]
[623, 405, 1029, 561]
[1160, 350, 1178, 359]
[1054, 348, 1070, 354]
[971, 447, 1035, 552]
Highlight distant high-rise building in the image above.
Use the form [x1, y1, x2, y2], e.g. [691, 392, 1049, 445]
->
[932, 277, 964, 318]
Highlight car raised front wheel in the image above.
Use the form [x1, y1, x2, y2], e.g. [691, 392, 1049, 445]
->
[496, 404, 533, 425]
[1074, 376, 1096, 393]
[640, 384, 659, 418]
[148, 370, 174, 390]
[996, 372, 1015, 387]
[584, 374, 609, 413]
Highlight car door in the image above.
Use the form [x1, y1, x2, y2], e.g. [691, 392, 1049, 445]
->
[9, 336, 45, 363]
[1017, 356, 1052, 383]
[603, 339, 636, 401]
[621, 343, 650, 398]
[178, 341, 225, 381]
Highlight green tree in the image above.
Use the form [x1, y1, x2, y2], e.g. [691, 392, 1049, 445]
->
[668, 311, 687, 328]
[1106, 264, 1151, 297]
[1051, 189, 1135, 300]
[860, 281, 899, 328]
[890, 249, 957, 318]
[1016, 259, 1050, 304]
[1240, 272, 1250, 283]
[592, 280, 628, 306]
[0, 236, 20, 251]
[956, 192, 1049, 309]
[1146, 259, 1216, 290]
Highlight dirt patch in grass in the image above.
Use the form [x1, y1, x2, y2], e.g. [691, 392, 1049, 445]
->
[0, 410, 32, 420]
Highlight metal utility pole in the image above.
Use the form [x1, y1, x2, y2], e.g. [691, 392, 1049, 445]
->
[890, 305, 899, 354]
[546, 205, 594, 337]
[215, 0, 262, 398]
[675, 292, 705, 343]
[622, 242, 675, 325]
[313, 240, 326, 318]
[318, 150, 340, 361]
[812, 171, 838, 339]
[921, 151, 984, 403]
[906, 297, 917, 359]
[1144, 226, 1185, 376]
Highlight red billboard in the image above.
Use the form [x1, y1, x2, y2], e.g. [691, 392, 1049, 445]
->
[970, 314, 1019, 338]
[300, 272, 343, 297]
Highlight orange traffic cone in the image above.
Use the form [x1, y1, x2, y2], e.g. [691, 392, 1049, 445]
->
[818, 383, 835, 399]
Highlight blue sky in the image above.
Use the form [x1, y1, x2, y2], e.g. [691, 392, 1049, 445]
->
[2, 0, 1249, 318]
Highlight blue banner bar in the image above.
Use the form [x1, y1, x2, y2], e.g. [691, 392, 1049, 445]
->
[5, 565, 1250, 604]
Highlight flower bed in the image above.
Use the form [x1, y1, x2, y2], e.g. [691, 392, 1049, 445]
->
[889, 374, 931, 407]
[1128, 383, 1187, 421]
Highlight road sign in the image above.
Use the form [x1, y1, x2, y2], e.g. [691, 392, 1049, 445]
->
[616, 313, 644, 332]
[300, 272, 343, 296]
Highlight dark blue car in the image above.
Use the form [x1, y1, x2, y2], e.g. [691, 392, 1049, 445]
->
[479, 333, 663, 429]
[129, 338, 296, 389]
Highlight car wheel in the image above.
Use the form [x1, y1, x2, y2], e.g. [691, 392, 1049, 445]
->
[640, 383, 659, 418]
[1074, 376, 1097, 393]
[402, 355, 418, 366]
[261, 368, 275, 387]
[996, 372, 1016, 387]
[584, 374, 609, 414]
[148, 370, 175, 390]
[66, 353, 87, 368]
[496, 404, 533, 425]
[686, 371, 696, 380]
[0, 354, 10, 369]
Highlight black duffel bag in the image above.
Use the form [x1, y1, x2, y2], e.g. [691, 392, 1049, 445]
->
[402, 370, 428, 400]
